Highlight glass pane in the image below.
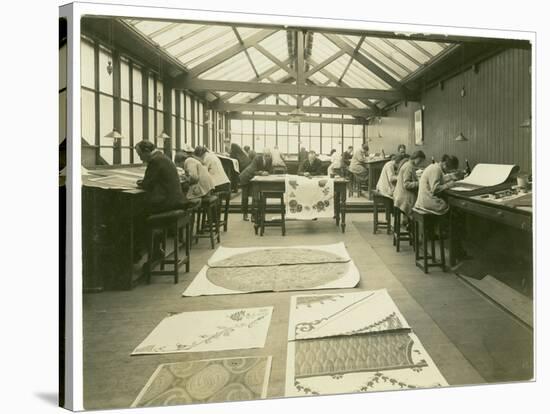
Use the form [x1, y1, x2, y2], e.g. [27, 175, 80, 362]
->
[231, 133, 242, 147]
[333, 123, 343, 138]
[99, 146, 113, 165]
[310, 136, 321, 154]
[59, 91, 66, 143]
[156, 111, 164, 135]
[186, 121, 192, 144]
[99, 95, 114, 146]
[230, 119, 241, 133]
[179, 118, 185, 146]
[343, 124, 354, 136]
[148, 110, 154, 141]
[80, 40, 95, 89]
[133, 104, 143, 142]
[121, 148, 130, 164]
[241, 134, 253, 148]
[180, 93, 185, 120]
[185, 95, 192, 118]
[277, 121, 287, 135]
[254, 135, 264, 152]
[59, 44, 67, 90]
[242, 120, 253, 133]
[265, 121, 276, 135]
[121, 101, 130, 146]
[265, 135, 276, 150]
[121, 60, 130, 100]
[156, 80, 163, 111]
[300, 123, 310, 136]
[254, 120, 265, 134]
[198, 103, 203, 124]
[322, 137, 332, 155]
[81, 89, 95, 145]
[171, 116, 176, 142]
[299, 136, 310, 151]
[278, 135, 288, 154]
[171, 90, 176, 115]
[132, 67, 142, 103]
[343, 137, 354, 150]
[98, 48, 113, 95]
[288, 123, 299, 137]
[310, 123, 320, 135]
[148, 74, 155, 108]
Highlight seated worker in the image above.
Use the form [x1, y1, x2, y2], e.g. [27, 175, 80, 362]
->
[342, 146, 354, 167]
[194, 145, 231, 193]
[394, 150, 426, 217]
[298, 150, 323, 176]
[327, 149, 343, 177]
[239, 148, 273, 221]
[298, 147, 308, 164]
[174, 144, 215, 201]
[397, 144, 408, 157]
[271, 145, 287, 174]
[135, 140, 187, 214]
[414, 154, 463, 215]
[227, 142, 251, 172]
[243, 145, 257, 162]
[349, 143, 371, 183]
[376, 154, 406, 198]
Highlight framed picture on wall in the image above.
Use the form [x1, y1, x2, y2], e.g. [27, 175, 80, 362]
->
[415, 108, 423, 145]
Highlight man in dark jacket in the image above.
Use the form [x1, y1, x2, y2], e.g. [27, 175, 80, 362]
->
[135, 140, 187, 214]
[239, 148, 273, 220]
[243, 145, 257, 162]
[342, 146, 354, 167]
[298, 150, 324, 176]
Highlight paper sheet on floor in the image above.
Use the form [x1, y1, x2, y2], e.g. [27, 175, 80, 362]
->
[287, 289, 410, 341]
[452, 163, 519, 191]
[207, 242, 351, 267]
[132, 306, 273, 355]
[182, 243, 359, 297]
[132, 356, 271, 407]
[285, 290, 448, 396]
[285, 332, 447, 396]
[284, 175, 334, 220]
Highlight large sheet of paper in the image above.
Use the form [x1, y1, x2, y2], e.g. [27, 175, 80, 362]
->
[452, 163, 518, 191]
[284, 175, 334, 220]
[216, 153, 240, 173]
[287, 290, 410, 341]
[84, 174, 139, 189]
[182, 243, 359, 297]
[285, 290, 448, 396]
[132, 307, 273, 355]
[132, 356, 272, 407]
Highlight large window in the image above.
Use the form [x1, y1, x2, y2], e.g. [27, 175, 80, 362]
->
[229, 116, 364, 156]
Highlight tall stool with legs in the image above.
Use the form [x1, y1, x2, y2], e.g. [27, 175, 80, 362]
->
[194, 194, 221, 249]
[259, 191, 286, 236]
[411, 208, 446, 273]
[372, 190, 393, 234]
[393, 207, 414, 252]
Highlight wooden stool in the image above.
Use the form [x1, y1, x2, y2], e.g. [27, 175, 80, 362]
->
[259, 191, 286, 236]
[372, 191, 393, 234]
[412, 208, 446, 273]
[349, 173, 363, 197]
[195, 194, 221, 249]
[215, 190, 231, 232]
[393, 207, 413, 252]
[146, 209, 191, 284]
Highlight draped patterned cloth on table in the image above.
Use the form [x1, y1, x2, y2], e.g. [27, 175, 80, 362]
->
[284, 174, 334, 220]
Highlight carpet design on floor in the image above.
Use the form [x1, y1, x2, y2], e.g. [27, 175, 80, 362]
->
[132, 307, 273, 355]
[295, 332, 425, 378]
[131, 356, 271, 407]
[183, 243, 359, 296]
[285, 290, 448, 396]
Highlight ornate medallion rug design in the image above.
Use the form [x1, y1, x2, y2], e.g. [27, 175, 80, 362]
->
[183, 243, 360, 297]
[285, 290, 448, 396]
[284, 175, 334, 220]
[131, 356, 272, 407]
[132, 307, 273, 355]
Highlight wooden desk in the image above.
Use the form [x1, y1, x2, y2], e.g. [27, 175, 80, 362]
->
[366, 158, 390, 199]
[447, 191, 532, 267]
[250, 175, 349, 233]
[82, 166, 147, 291]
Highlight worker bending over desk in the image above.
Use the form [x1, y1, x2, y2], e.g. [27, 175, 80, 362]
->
[239, 148, 274, 221]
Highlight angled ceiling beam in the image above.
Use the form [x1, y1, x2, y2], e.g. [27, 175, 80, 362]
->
[324, 33, 402, 89]
[339, 35, 366, 83]
[307, 57, 380, 112]
[147, 22, 180, 39]
[212, 103, 372, 116]
[232, 27, 259, 78]
[173, 27, 233, 59]
[216, 58, 292, 102]
[162, 25, 210, 50]
[176, 78, 405, 100]
[254, 44, 297, 77]
[408, 40, 434, 59]
[188, 28, 277, 77]
[304, 50, 346, 78]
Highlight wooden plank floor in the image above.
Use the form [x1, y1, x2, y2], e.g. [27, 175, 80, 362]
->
[82, 213, 532, 410]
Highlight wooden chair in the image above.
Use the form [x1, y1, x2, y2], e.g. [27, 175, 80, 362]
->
[195, 194, 221, 249]
[259, 191, 286, 236]
[372, 190, 393, 234]
[392, 207, 413, 252]
[146, 209, 191, 284]
[411, 208, 446, 273]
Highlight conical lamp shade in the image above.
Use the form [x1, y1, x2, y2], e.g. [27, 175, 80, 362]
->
[454, 132, 468, 141]
[104, 129, 123, 139]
